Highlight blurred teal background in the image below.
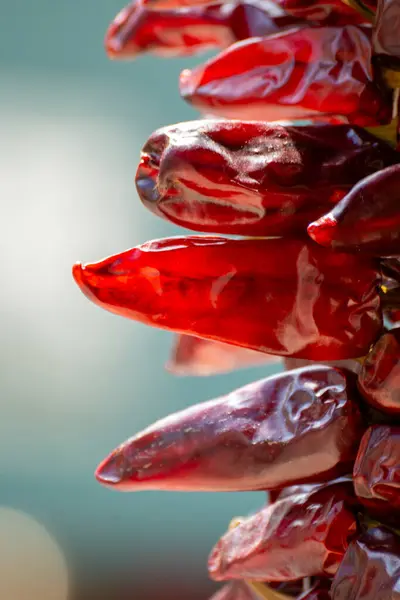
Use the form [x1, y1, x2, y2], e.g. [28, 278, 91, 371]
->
[0, 2, 281, 598]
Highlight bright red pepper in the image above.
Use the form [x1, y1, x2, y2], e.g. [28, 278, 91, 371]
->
[73, 236, 383, 360]
[94, 366, 363, 491]
[179, 26, 392, 125]
[353, 425, 400, 521]
[168, 334, 278, 376]
[331, 527, 400, 600]
[358, 328, 400, 414]
[208, 481, 357, 582]
[105, 1, 306, 59]
[136, 120, 399, 237]
[308, 164, 400, 256]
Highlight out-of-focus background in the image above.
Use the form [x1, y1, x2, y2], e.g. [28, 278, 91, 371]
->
[0, 2, 281, 599]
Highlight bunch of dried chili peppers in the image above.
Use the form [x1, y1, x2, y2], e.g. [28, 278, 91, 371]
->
[73, 0, 400, 596]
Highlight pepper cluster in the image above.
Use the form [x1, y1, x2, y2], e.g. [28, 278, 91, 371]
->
[74, 0, 400, 597]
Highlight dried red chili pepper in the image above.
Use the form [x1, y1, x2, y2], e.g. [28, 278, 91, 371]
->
[136, 120, 399, 237]
[94, 366, 363, 491]
[308, 164, 400, 256]
[179, 26, 392, 125]
[208, 481, 357, 582]
[331, 527, 400, 600]
[358, 328, 400, 414]
[353, 425, 400, 522]
[73, 236, 383, 360]
[373, 0, 400, 64]
[105, 1, 306, 59]
[168, 334, 278, 376]
[276, 0, 367, 25]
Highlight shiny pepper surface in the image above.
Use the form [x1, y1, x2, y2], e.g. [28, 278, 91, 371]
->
[179, 26, 392, 125]
[136, 120, 399, 237]
[94, 366, 363, 491]
[308, 165, 400, 256]
[353, 425, 400, 520]
[358, 328, 400, 414]
[208, 481, 357, 581]
[105, 1, 305, 59]
[168, 335, 278, 376]
[331, 527, 400, 600]
[73, 236, 383, 360]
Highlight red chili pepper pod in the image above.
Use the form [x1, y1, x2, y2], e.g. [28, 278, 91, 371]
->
[331, 527, 400, 600]
[105, 1, 308, 60]
[353, 425, 400, 521]
[308, 164, 400, 256]
[167, 335, 279, 376]
[358, 327, 400, 414]
[136, 120, 399, 237]
[73, 236, 383, 360]
[276, 0, 367, 25]
[94, 366, 363, 491]
[208, 481, 357, 582]
[373, 0, 400, 64]
[179, 27, 392, 125]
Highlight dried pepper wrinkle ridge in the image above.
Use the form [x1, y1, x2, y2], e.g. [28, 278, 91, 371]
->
[75, 0, 400, 597]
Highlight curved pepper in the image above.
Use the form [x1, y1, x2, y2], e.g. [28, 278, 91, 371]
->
[331, 527, 400, 600]
[94, 366, 363, 491]
[179, 26, 392, 125]
[136, 120, 399, 236]
[358, 327, 400, 414]
[167, 334, 279, 376]
[105, 1, 305, 59]
[353, 425, 400, 520]
[208, 481, 357, 581]
[73, 236, 383, 360]
[308, 164, 400, 256]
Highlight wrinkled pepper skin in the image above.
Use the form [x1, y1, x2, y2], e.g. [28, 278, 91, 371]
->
[208, 481, 357, 582]
[105, 1, 305, 59]
[136, 120, 399, 237]
[373, 0, 400, 63]
[308, 165, 400, 257]
[94, 366, 363, 491]
[358, 328, 400, 414]
[353, 425, 400, 521]
[73, 236, 383, 360]
[168, 334, 278, 376]
[179, 27, 392, 125]
[277, 0, 367, 25]
[331, 527, 400, 600]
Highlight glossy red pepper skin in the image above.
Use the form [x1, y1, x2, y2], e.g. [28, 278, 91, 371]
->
[358, 328, 400, 414]
[136, 120, 399, 237]
[73, 236, 382, 360]
[168, 334, 278, 376]
[308, 165, 400, 257]
[208, 481, 357, 582]
[105, 1, 305, 59]
[179, 27, 392, 125]
[331, 527, 400, 600]
[94, 366, 363, 492]
[353, 425, 400, 522]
